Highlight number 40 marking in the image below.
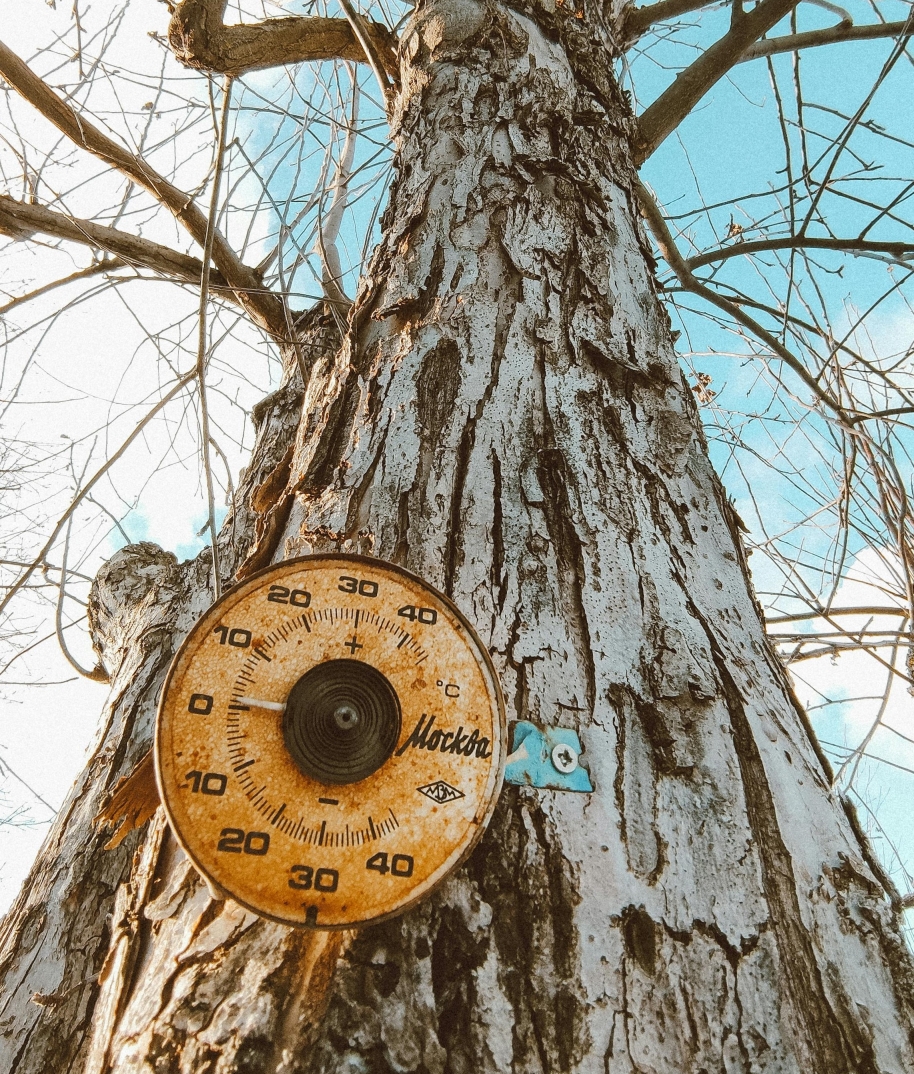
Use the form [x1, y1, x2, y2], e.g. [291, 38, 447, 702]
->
[366, 852, 414, 877]
[398, 605, 437, 625]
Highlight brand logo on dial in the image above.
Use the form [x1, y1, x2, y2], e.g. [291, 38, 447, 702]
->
[418, 780, 465, 803]
[395, 714, 492, 759]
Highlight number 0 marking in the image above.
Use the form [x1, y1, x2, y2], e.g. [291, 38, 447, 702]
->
[213, 626, 252, 647]
[392, 854, 414, 877]
[315, 868, 339, 892]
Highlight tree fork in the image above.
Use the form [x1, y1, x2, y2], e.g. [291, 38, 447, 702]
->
[2, 0, 914, 1071]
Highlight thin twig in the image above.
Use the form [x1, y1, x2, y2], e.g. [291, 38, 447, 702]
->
[687, 235, 914, 270]
[0, 755, 57, 815]
[635, 177, 850, 417]
[0, 260, 123, 318]
[0, 38, 283, 334]
[767, 605, 908, 623]
[0, 371, 196, 619]
[196, 76, 234, 601]
[336, 0, 392, 105]
[624, 0, 721, 40]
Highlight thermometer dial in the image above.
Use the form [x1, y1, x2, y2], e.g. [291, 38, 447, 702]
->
[155, 555, 505, 928]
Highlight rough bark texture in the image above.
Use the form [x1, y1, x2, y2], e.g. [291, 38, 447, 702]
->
[3, 0, 914, 1071]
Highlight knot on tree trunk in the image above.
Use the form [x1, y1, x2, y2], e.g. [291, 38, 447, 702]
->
[88, 543, 181, 679]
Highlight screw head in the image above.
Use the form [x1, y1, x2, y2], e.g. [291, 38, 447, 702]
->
[551, 742, 579, 774]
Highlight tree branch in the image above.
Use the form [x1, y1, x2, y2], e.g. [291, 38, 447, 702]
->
[168, 0, 398, 79]
[634, 178, 850, 417]
[634, 0, 799, 164]
[334, 0, 393, 101]
[0, 260, 122, 317]
[56, 513, 108, 682]
[740, 19, 913, 60]
[0, 196, 235, 295]
[687, 234, 914, 269]
[0, 369, 197, 619]
[624, 0, 721, 42]
[195, 75, 233, 601]
[767, 605, 909, 624]
[0, 39, 285, 335]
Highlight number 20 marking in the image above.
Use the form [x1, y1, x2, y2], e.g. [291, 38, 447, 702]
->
[267, 585, 311, 606]
[217, 829, 270, 855]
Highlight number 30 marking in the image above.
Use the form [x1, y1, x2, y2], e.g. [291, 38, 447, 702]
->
[338, 575, 379, 597]
[289, 865, 339, 892]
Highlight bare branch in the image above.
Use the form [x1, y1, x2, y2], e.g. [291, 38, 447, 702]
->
[741, 19, 913, 61]
[0, 756, 57, 815]
[168, 0, 398, 80]
[634, 0, 799, 164]
[0, 196, 235, 295]
[687, 234, 914, 270]
[767, 605, 909, 624]
[634, 177, 850, 417]
[0, 261, 123, 317]
[334, 0, 393, 102]
[317, 72, 359, 310]
[804, 0, 852, 26]
[0, 38, 284, 335]
[196, 76, 233, 601]
[624, 0, 721, 42]
[0, 370, 196, 619]
[55, 514, 108, 682]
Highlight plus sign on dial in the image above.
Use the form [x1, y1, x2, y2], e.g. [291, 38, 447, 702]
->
[155, 555, 506, 928]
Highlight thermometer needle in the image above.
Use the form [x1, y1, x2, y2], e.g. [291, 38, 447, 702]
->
[238, 696, 286, 712]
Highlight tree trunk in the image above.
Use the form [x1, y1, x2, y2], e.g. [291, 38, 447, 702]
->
[3, 1, 914, 1070]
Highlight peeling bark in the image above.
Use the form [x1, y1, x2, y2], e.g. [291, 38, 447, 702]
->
[3, 0, 914, 1071]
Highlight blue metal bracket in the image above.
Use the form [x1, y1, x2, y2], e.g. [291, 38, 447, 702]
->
[504, 721, 593, 792]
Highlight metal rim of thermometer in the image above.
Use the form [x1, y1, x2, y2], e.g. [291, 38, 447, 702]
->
[155, 554, 506, 929]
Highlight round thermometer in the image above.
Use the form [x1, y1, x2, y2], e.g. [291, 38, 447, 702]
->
[155, 555, 505, 928]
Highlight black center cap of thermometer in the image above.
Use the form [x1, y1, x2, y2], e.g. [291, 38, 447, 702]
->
[283, 659, 402, 784]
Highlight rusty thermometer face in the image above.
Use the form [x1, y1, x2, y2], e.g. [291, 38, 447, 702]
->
[155, 555, 505, 928]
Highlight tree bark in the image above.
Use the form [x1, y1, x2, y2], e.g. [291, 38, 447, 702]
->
[3, 0, 914, 1071]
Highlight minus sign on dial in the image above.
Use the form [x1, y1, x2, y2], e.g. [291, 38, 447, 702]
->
[237, 696, 286, 712]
